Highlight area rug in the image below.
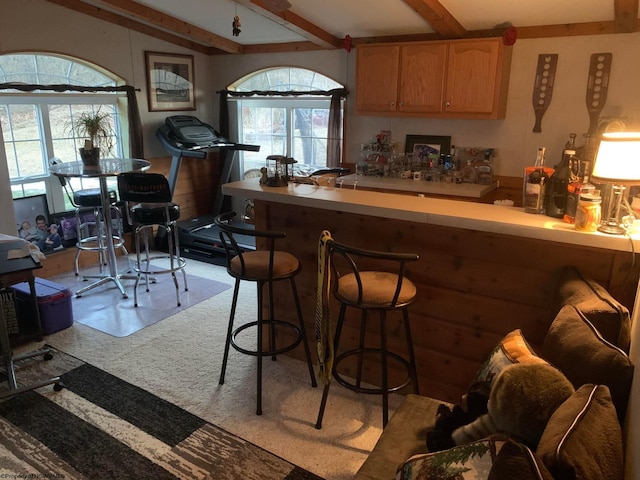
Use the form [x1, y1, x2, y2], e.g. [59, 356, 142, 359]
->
[0, 348, 323, 480]
[48, 260, 231, 337]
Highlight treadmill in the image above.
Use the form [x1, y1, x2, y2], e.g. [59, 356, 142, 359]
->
[156, 115, 260, 263]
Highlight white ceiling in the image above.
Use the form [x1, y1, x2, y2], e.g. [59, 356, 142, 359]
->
[64, 0, 637, 52]
[129, 0, 620, 43]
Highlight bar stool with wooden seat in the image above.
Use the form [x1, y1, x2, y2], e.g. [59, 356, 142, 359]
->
[117, 172, 187, 307]
[214, 211, 317, 415]
[315, 233, 419, 429]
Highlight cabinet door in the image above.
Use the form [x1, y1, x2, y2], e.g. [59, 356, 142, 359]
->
[356, 45, 400, 113]
[398, 43, 447, 113]
[445, 39, 501, 114]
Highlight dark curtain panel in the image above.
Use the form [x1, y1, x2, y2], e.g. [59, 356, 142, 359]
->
[219, 90, 229, 138]
[218, 88, 348, 164]
[0, 83, 144, 159]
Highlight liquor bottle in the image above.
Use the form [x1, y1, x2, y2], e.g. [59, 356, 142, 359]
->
[545, 142, 576, 218]
[476, 149, 494, 185]
[461, 160, 477, 183]
[523, 147, 553, 214]
[563, 159, 595, 223]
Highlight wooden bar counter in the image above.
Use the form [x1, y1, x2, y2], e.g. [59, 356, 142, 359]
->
[223, 180, 640, 403]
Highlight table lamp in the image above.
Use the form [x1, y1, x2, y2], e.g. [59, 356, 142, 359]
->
[591, 132, 640, 235]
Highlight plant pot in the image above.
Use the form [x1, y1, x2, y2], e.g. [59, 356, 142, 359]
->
[79, 147, 100, 166]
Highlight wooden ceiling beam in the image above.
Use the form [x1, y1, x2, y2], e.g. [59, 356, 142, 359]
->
[51, 0, 243, 54]
[237, 0, 342, 49]
[614, 0, 639, 33]
[401, 0, 466, 38]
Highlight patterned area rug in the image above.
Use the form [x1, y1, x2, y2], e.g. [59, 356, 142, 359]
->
[0, 348, 323, 480]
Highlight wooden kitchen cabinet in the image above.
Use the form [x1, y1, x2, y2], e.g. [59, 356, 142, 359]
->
[355, 38, 512, 119]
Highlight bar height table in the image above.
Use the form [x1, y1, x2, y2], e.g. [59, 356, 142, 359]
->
[50, 158, 151, 298]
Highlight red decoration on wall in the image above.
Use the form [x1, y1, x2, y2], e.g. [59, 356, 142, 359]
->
[344, 35, 353, 53]
[503, 25, 517, 46]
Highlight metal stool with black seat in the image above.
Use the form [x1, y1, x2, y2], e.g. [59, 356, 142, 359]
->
[315, 233, 419, 429]
[117, 172, 187, 307]
[72, 187, 128, 277]
[214, 211, 317, 415]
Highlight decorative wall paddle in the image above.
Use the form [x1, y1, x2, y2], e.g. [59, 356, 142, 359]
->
[531, 54, 558, 133]
[585, 53, 612, 137]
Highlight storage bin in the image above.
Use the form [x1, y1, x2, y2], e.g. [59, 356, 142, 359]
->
[12, 278, 74, 335]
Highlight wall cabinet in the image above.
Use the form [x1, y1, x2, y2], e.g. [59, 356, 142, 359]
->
[355, 38, 512, 119]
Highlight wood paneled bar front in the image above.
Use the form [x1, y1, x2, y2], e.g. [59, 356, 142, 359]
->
[222, 180, 640, 403]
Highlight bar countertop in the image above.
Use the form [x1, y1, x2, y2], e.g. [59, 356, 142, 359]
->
[223, 179, 640, 253]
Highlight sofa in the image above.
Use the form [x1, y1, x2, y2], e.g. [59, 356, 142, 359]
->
[355, 265, 634, 480]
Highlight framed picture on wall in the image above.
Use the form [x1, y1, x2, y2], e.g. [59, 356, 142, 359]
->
[145, 51, 196, 112]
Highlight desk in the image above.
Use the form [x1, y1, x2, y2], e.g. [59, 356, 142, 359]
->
[50, 158, 150, 297]
[0, 240, 61, 399]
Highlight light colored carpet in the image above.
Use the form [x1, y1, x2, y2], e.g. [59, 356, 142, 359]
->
[22, 257, 404, 480]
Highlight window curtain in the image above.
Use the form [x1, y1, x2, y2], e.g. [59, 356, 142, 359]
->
[218, 88, 348, 167]
[0, 83, 144, 159]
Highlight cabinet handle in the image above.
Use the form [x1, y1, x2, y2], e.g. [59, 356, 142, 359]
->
[390, 102, 395, 106]
[445, 101, 451, 107]
[398, 102, 403, 106]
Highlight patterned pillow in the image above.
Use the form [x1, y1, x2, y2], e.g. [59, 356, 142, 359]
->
[474, 329, 548, 386]
[536, 384, 623, 480]
[542, 305, 633, 421]
[396, 436, 507, 480]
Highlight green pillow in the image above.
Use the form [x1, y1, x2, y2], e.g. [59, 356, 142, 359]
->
[536, 384, 623, 480]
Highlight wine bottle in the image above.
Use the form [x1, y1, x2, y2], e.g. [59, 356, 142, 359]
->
[523, 147, 553, 214]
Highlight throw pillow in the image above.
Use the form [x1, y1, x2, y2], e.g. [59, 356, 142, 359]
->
[536, 384, 623, 480]
[542, 304, 633, 421]
[396, 436, 507, 480]
[474, 329, 547, 386]
[489, 440, 553, 480]
[554, 265, 631, 352]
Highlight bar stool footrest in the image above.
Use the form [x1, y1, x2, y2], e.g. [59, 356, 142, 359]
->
[333, 347, 413, 395]
[231, 320, 303, 357]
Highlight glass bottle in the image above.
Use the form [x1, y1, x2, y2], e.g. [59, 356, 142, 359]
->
[461, 160, 477, 183]
[563, 159, 594, 224]
[477, 149, 494, 185]
[545, 144, 576, 218]
[574, 192, 602, 232]
[523, 147, 553, 214]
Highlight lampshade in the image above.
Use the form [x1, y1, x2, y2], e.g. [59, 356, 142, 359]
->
[591, 132, 640, 183]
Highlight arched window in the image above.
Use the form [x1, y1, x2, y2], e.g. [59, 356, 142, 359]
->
[0, 53, 127, 213]
[228, 67, 345, 176]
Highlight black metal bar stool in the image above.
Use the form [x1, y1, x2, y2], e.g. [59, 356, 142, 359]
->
[72, 188, 128, 276]
[117, 172, 187, 307]
[214, 211, 317, 415]
[315, 234, 419, 429]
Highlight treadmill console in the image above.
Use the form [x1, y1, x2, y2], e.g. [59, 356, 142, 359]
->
[161, 115, 220, 148]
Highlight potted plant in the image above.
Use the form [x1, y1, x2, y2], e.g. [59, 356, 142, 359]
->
[72, 109, 115, 166]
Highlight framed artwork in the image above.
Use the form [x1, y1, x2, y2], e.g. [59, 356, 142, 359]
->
[13, 194, 64, 252]
[405, 135, 452, 162]
[145, 51, 196, 112]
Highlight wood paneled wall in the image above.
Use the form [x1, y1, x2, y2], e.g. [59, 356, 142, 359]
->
[254, 200, 639, 403]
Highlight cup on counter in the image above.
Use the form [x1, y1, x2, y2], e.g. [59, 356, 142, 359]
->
[412, 171, 423, 180]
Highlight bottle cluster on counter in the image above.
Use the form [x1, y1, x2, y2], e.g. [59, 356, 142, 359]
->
[357, 145, 496, 185]
[523, 133, 600, 231]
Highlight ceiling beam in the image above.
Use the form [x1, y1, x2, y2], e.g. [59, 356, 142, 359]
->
[53, 0, 244, 54]
[614, 0, 639, 32]
[401, 0, 466, 38]
[237, 0, 342, 49]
